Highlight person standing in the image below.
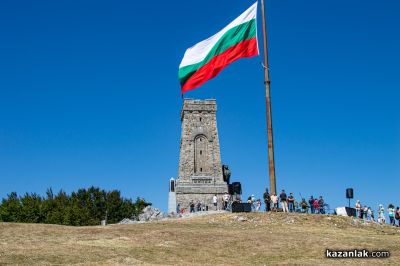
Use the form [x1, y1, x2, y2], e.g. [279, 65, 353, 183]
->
[223, 192, 230, 210]
[250, 194, 256, 211]
[247, 196, 253, 211]
[263, 188, 271, 212]
[271, 193, 278, 210]
[287, 193, 295, 213]
[363, 206, 368, 220]
[378, 204, 385, 224]
[196, 201, 201, 212]
[355, 200, 361, 218]
[359, 205, 364, 219]
[256, 199, 262, 212]
[318, 196, 325, 214]
[367, 207, 372, 221]
[395, 207, 400, 226]
[309, 196, 315, 214]
[212, 194, 218, 211]
[388, 204, 395, 225]
[300, 199, 308, 213]
[280, 190, 288, 213]
[190, 200, 195, 213]
[313, 199, 319, 214]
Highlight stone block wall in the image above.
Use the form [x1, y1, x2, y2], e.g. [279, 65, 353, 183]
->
[174, 99, 228, 211]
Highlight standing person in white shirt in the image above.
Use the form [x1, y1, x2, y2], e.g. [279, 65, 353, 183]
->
[355, 200, 361, 218]
[378, 204, 385, 224]
[250, 194, 256, 211]
[212, 194, 218, 211]
[223, 192, 230, 210]
[271, 193, 278, 210]
[256, 199, 262, 212]
[388, 204, 395, 225]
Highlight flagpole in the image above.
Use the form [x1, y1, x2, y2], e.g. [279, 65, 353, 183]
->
[260, 0, 277, 195]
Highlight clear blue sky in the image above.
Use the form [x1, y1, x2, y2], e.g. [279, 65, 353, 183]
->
[0, 0, 399, 213]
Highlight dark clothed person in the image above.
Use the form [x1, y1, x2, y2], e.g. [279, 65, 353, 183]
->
[288, 194, 295, 213]
[263, 190, 271, 212]
[190, 202, 195, 213]
[309, 196, 315, 214]
[300, 199, 308, 213]
[280, 190, 288, 212]
[318, 197, 325, 214]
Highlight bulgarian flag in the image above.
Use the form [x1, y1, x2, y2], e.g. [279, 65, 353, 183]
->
[179, 2, 259, 94]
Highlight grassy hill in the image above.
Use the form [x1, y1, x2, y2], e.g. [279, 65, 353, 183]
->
[1, 212, 399, 265]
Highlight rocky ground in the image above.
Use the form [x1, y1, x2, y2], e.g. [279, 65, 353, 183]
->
[118, 206, 226, 224]
[1, 212, 399, 265]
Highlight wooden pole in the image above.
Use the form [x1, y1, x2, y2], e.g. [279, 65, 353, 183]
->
[260, 0, 277, 195]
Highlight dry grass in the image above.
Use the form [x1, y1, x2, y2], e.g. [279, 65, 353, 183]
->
[1, 212, 399, 265]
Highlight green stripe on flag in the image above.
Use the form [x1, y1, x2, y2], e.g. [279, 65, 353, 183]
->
[179, 19, 256, 86]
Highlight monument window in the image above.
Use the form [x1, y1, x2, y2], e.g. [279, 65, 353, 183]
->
[194, 135, 208, 174]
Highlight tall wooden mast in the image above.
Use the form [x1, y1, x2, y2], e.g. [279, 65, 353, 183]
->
[260, 0, 277, 195]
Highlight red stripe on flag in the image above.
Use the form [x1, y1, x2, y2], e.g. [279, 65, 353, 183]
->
[181, 37, 258, 94]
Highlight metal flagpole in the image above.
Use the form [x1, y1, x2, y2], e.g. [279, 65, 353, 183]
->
[260, 0, 277, 195]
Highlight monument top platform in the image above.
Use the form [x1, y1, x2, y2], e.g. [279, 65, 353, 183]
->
[181, 99, 217, 120]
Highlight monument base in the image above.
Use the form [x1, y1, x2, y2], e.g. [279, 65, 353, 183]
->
[175, 182, 228, 212]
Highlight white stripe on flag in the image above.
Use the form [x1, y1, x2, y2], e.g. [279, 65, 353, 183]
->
[179, 2, 258, 68]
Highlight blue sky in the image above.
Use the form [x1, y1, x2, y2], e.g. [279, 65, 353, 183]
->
[0, 0, 399, 213]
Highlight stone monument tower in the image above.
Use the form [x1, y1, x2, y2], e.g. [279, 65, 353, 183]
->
[174, 99, 228, 211]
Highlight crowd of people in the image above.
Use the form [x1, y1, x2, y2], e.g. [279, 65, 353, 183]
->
[176, 200, 210, 214]
[261, 188, 326, 214]
[177, 189, 327, 214]
[176, 192, 234, 214]
[355, 200, 400, 226]
[176, 190, 400, 227]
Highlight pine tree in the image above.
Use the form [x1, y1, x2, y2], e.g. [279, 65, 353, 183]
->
[0, 192, 22, 222]
[0, 187, 150, 225]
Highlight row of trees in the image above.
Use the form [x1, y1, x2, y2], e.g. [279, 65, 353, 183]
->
[0, 187, 150, 226]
